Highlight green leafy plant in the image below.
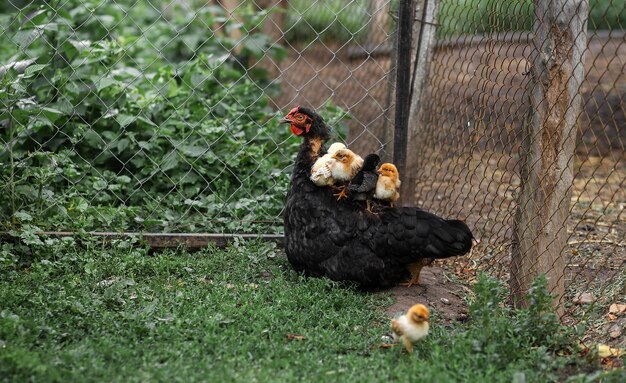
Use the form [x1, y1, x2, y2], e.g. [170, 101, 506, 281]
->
[0, 1, 350, 235]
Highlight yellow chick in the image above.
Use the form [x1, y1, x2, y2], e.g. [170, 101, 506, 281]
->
[390, 304, 429, 353]
[330, 148, 364, 200]
[374, 163, 401, 207]
[310, 142, 346, 186]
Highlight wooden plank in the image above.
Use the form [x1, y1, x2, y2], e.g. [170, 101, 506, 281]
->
[1, 232, 284, 249]
[510, 0, 588, 316]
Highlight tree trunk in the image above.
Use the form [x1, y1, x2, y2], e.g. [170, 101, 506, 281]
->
[256, 0, 287, 43]
[403, 0, 440, 206]
[216, 0, 243, 53]
[370, 0, 391, 45]
[510, 0, 588, 316]
[254, 0, 288, 80]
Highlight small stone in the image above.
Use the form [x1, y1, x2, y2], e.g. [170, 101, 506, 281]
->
[573, 292, 595, 304]
[608, 324, 622, 339]
[440, 298, 451, 305]
[381, 335, 394, 343]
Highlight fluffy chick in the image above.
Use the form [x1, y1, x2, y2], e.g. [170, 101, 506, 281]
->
[390, 304, 429, 353]
[330, 148, 364, 200]
[374, 163, 401, 207]
[310, 142, 346, 186]
[348, 153, 380, 211]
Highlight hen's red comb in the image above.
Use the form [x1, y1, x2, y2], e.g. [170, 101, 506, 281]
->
[289, 106, 299, 114]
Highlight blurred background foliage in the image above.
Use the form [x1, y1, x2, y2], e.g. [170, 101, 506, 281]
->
[0, 0, 623, 235]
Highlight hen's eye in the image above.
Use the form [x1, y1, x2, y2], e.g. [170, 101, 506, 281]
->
[296, 114, 305, 121]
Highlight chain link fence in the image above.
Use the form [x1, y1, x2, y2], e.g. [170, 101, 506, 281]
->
[406, 0, 625, 348]
[0, 0, 397, 234]
[1, 0, 624, 348]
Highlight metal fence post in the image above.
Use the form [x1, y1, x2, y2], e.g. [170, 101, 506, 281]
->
[511, 0, 589, 316]
[393, 0, 414, 207]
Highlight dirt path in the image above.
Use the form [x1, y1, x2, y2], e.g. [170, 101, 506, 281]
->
[383, 266, 470, 324]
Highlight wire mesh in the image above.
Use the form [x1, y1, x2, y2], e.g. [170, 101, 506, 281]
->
[1, 0, 624, 349]
[409, 0, 625, 347]
[0, 0, 397, 234]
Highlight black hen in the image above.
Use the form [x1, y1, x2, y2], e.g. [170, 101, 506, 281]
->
[281, 106, 473, 288]
[348, 153, 380, 211]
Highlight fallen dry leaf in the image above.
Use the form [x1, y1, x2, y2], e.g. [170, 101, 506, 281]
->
[286, 334, 306, 340]
[608, 313, 618, 321]
[598, 344, 625, 358]
[600, 357, 621, 368]
[380, 343, 396, 349]
[609, 303, 626, 314]
[573, 292, 595, 305]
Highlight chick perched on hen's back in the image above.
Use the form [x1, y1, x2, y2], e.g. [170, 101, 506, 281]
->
[330, 148, 364, 200]
[391, 304, 429, 353]
[330, 148, 363, 182]
[348, 153, 380, 211]
[374, 163, 401, 207]
[310, 142, 346, 186]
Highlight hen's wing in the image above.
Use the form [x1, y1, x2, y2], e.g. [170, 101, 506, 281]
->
[310, 207, 472, 288]
[369, 208, 473, 264]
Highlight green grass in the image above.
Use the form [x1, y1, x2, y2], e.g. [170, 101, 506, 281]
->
[0, 239, 620, 382]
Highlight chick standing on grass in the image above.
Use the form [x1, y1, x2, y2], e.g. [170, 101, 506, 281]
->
[310, 142, 346, 186]
[329, 148, 364, 200]
[391, 304, 429, 353]
[374, 163, 401, 207]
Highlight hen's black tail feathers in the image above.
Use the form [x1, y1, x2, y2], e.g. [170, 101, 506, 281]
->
[427, 219, 473, 259]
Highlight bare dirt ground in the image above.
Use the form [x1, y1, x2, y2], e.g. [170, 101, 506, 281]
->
[383, 266, 471, 324]
[273, 33, 625, 350]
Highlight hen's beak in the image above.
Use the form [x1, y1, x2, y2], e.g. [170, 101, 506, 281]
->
[279, 116, 292, 124]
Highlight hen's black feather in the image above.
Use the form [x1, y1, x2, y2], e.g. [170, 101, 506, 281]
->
[283, 107, 473, 288]
[348, 153, 380, 201]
